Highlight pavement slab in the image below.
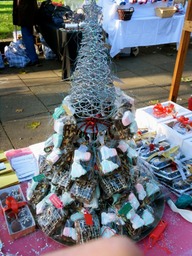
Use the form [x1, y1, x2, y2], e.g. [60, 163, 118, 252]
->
[0, 43, 191, 151]
[0, 92, 48, 122]
[29, 83, 70, 107]
[2, 114, 53, 150]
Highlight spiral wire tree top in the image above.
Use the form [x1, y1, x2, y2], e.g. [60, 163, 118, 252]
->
[70, 0, 117, 120]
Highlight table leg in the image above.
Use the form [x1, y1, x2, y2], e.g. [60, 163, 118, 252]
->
[61, 44, 71, 80]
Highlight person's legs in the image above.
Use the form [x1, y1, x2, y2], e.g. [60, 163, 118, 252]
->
[21, 26, 39, 63]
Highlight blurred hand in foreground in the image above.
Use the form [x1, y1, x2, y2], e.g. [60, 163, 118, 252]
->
[44, 236, 143, 256]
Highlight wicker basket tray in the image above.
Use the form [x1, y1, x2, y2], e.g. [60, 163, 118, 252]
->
[155, 7, 177, 18]
[117, 7, 134, 21]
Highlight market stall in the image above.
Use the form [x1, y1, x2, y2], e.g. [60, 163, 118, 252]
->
[98, 0, 186, 57]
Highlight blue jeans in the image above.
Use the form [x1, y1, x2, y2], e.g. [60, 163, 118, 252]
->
[21, 26, 38, 63]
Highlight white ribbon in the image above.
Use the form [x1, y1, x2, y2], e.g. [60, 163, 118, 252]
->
[167, 198, 192, 223]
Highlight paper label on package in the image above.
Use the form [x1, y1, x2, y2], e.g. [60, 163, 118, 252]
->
[33, 173, 45, 182]
[84, 212, 93, 226]
[52, 106, 65, 120]
[49, 194, 63, 209]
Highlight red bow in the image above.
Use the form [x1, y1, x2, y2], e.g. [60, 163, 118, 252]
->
[175, 115, 192, 127]
[153, 103, 175, 118]
[3, 196, 27, 214]
[79, 117, 110, 134]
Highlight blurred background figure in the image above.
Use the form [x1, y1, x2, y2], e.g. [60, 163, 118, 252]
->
[12, 0, 39, 66]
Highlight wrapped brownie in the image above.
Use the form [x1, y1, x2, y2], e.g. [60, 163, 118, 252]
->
[37, 204, 67, 236]
[99, 172, 127, 198]
[70, 177, 97, 204]
[27, 174, 50, 209]
[74, 213, 100, 244]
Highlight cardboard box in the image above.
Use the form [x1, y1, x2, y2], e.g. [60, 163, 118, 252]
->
[136, 101, 191, 131]
[0, 185, 36, 240]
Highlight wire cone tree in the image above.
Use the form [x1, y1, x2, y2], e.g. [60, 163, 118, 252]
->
[70, 0, 116, 119]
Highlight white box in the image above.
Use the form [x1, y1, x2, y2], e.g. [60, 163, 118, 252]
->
[136, 101, 191, 131]
[157, 113, 192, 148]
[182, 137, 192, 158]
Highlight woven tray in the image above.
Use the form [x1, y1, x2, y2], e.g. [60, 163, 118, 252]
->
[155, 7, 177, 18]
[117, 7, 134, 21]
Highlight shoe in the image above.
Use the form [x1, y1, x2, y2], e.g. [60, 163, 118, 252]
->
[130, 47, 139, 57]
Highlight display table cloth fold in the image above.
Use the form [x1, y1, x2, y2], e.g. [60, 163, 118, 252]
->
[107, 14, 185, 57]
[98, 1, 185, 57]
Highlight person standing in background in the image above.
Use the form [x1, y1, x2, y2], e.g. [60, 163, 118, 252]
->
[12, 0, 39, 66]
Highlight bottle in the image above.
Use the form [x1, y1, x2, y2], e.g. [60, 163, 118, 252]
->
[188, 95, 192, 111]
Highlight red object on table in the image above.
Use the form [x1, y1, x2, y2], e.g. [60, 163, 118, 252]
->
[3, 196, 27, 214]
[188, 95, 192, 111]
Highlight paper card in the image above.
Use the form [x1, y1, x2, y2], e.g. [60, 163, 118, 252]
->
[5, 147, 32, 160]
[10, 154, 38, 182]
[84, 212, 93, 226]
[33, 173, 45, 182]
[49, 194, 63, 209]
[0, 163, 6, 170]
[0, 161, 13, 175]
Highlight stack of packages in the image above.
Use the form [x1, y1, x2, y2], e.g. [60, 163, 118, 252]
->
[26, 0, 164, 245]
[136, 101, 192, 196]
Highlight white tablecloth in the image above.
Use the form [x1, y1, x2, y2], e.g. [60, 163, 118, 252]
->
[98, 1, 186, 57]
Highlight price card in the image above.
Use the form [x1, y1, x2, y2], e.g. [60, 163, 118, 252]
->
[33, 173, 45, 182]
[0, 163, 6, 171]
[49, 194, 63, 209]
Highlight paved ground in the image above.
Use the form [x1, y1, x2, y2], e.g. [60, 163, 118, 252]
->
[0, 42, 192, 151]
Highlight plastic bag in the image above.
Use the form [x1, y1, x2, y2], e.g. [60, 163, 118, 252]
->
[42, 44, 57, 60]
[4, 41, 30, 68]
[38, 0, 73, 26]
[39, 34, 57, 60]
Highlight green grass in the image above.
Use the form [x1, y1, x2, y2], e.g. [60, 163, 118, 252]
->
[0, 1, 15, 40]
